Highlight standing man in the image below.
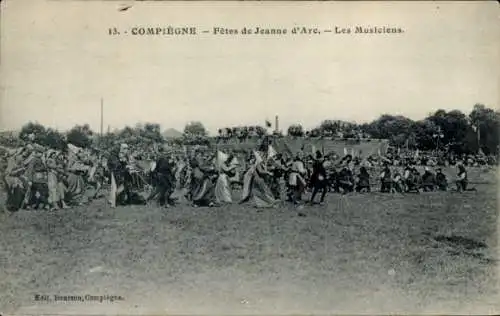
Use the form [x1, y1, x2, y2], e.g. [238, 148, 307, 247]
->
[108, 143, 132, 207]
[288, 152, 307, 205]
[380, 164, 392, 193]
[148, 149, 175, 207]
[309, 150, 328, 205]
[268, 153, 287, 200]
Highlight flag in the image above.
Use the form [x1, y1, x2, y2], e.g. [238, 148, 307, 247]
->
[150, 160, 157, 172]
[216, 150, 228, 171]
[268, 144, 277, 160]
[88, 165, 97, 181]
[253, 150, 263, 165]
[68, 143, 81, 155]
[265, 120, 272, 128]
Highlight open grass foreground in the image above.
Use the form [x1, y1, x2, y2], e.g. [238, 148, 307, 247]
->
[1, 169, 499, 315]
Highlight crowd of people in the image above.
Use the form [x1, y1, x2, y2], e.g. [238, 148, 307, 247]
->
[0, 137, 490, 212]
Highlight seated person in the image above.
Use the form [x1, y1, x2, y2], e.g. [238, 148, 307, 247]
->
[355, 167, 371, 193]
[391, 170, 404, 193]
[405, 167, 421, 193]
[338, 167, 354, 194]
[435, 168, 448, 191]
[421, 167, 436, 192]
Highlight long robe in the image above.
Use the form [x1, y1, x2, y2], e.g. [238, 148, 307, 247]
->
[214, 162, 234, 204]
[170, 161, 189, 202]
[28, 155, 49, 206]
[46, 157, 60, 205]
[65, 159, 89, 205]
[239, 163, 277, 208]
[3, 153, 29, 211]
[190, 161, 216, 206]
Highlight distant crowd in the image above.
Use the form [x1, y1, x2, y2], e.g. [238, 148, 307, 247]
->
[1, 137, 494, 212]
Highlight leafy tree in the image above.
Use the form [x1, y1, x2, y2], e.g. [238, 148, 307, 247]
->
[184, 121, 207, 137]
[66, 124, 93, 148]
[119, 126, 136, 139]
[469, 104, 500, 154]
[413, 119, 440, 150]
[287, 124, 305, 137]
[363, 115, 414, 140]
[319, 120, 339, 137]
[238, 126, 249, 142]
[308, 127, 321, 138]
[20, 122, 47, 143]
[138, 123, 163, 143]
[427, 109, 471, 146]
[255, 126, 267, 137]
[100, 132, 119, 149]
[44, 128, 66, 150]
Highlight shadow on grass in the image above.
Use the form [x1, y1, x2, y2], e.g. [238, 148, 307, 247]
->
[433, 234, 495, 264]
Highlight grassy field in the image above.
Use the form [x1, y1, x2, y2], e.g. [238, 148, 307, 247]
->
[0, 168, 498, 315]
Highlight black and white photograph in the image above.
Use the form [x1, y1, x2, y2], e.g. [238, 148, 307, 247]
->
[0, 1, 499, 314]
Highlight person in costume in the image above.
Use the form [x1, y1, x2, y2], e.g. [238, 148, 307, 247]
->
[421, 167, 436, 192]
[288, 152, 307, 205]
[435, 168, 448, 191]
[214, 153, 237, 205]
[309, 150, 328, 204]
[379, 164, 392, 193]
[190, 153, 217, 207]
[148, 149, 176, 207]
[355, 166, 371, 193]
[239, 151, 278, 208]
[455, 163, 468, 192]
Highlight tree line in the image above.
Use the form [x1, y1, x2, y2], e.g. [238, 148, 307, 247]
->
[6, 103, 499, 155]
[287, 104, 499, 155]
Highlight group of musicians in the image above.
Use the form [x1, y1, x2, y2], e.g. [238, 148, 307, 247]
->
[2, 141, 472, 212]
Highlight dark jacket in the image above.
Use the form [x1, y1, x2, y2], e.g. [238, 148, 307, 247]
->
[310, 159, 327, 185]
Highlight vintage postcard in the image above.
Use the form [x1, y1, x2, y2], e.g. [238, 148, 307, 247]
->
[0, 0, 499, 315]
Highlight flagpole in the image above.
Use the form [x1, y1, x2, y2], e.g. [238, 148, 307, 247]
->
[100, 97, 104, 147]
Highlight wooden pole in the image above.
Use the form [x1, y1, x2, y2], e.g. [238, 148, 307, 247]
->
[100, 98, 104, 137]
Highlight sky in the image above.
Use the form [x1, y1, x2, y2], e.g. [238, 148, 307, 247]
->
[1, 1, 498, 135]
